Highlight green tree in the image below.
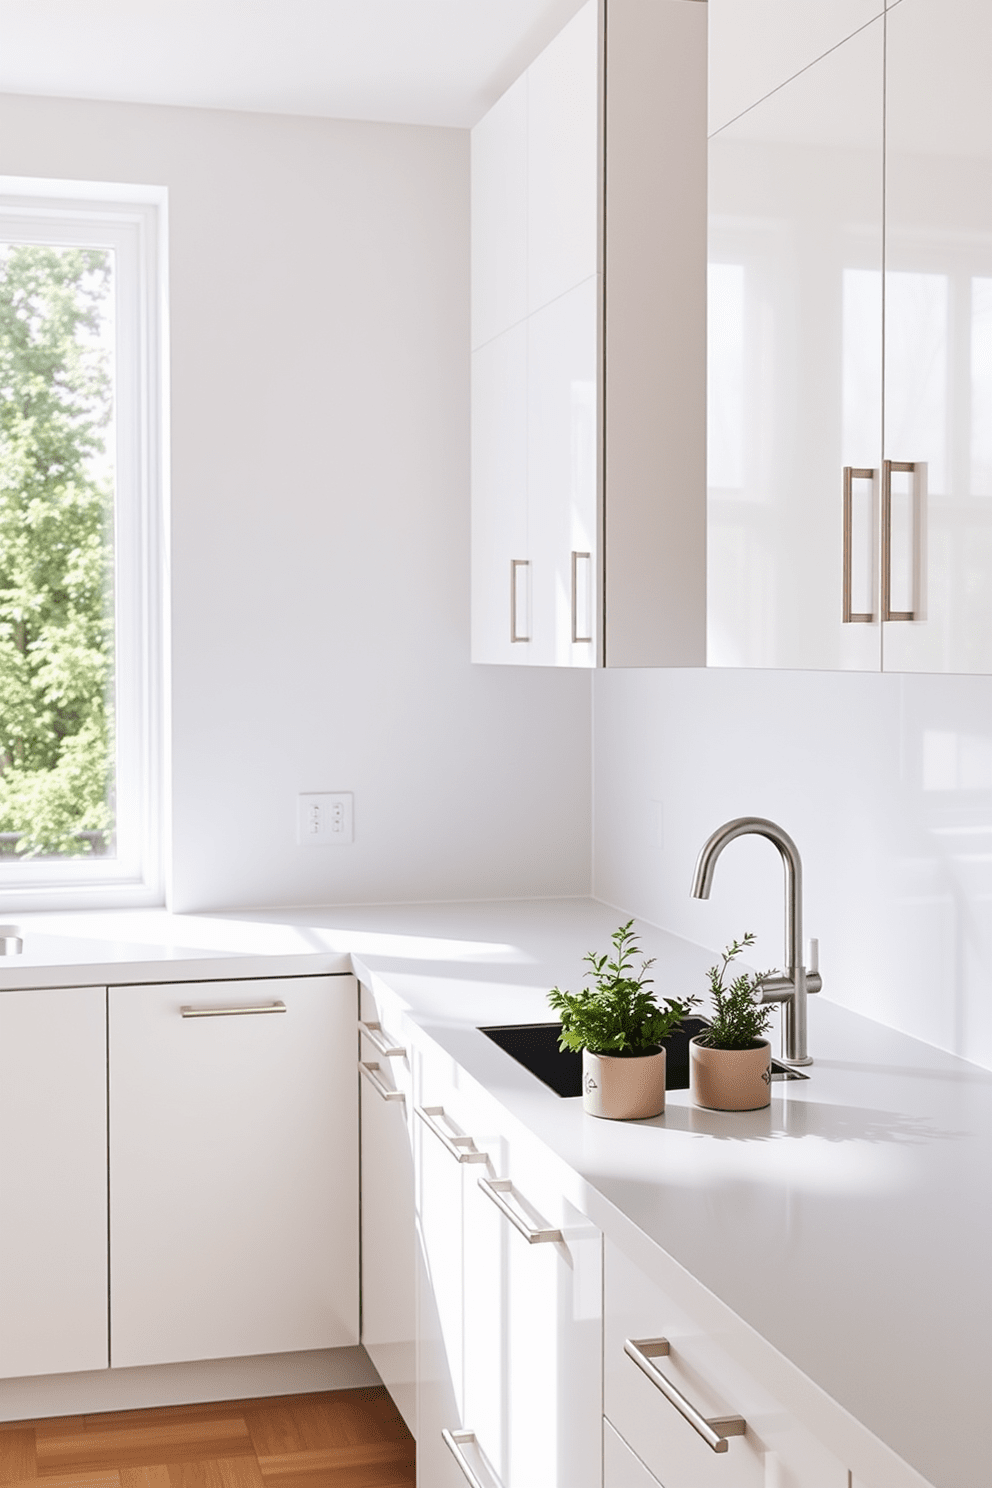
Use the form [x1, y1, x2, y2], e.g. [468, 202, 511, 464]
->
[0, 243, 116, 857]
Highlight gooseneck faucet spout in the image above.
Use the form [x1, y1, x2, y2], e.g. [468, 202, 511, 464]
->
[691, 817, 820, 1066]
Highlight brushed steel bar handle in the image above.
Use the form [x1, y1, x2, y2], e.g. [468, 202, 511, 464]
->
[510, 558, 530, 643]
[624, 1338, 747, 1454]
[181, 1001, 286, 1018]
[441, 1430, 488, 1488]
[570, 550, 593, 643]
[415, 1104, 488, 1163]
[358, 1019, 405, 1058]
[478, 1176, 563, 1244]
[359, 1061, 405, 1102]
[882, 459, 917, 621]
[842, 466, 875, 623]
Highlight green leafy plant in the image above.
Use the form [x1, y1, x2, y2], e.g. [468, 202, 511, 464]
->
[548, 920, 698, 1057]
[695, 932, 774, 1050]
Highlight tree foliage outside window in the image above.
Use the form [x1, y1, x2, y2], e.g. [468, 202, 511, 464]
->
[0, 243, 116, 858]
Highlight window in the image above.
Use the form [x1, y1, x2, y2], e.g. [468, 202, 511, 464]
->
[0, 179, 167, 909]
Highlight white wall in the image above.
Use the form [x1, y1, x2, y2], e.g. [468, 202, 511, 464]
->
[0, 93, 592, 912]
[594, 667, 992, 1069]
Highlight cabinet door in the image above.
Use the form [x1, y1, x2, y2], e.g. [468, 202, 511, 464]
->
[605, 1420, 662, 1488]
[0, 985, 108, 1378]
[604, 1240, 848, 1488]
[472, 72, 528, 351]
[462, 1128, 602, 1488]
[471, 323, 530, 665]
[109, 975, 359, 1368]
[526, 0, 599, 316]
[708, 18, 884, 670]
[709, 0, 884, 136]
[528, 275, 599, 667]
[360, 985, 416, 1436]
[882, 0, 992, 672]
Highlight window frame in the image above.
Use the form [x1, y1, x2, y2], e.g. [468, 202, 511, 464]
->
[0, 177, 168, 910]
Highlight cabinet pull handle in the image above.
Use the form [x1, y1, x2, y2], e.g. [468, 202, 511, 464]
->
[441, 1430, 488, 1488]
[842, 467, 875, 623]
[624, 1338, 747, 1454]
[881, 459, 919, 621]
[510, 558, 530, 643]
[358, 1019, 405, 1058]
[415, 1104, 488, 1163]
[180, 1001, 286, 1018]
[571, 550, 593, 643]
[478, 1176, 562, 1244]
[360, 1060, 405, 1102]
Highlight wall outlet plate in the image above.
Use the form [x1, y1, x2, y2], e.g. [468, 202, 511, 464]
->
[297, 792, 354, 845]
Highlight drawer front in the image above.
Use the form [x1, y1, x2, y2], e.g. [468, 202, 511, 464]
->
[605, 1240, 847, 1488]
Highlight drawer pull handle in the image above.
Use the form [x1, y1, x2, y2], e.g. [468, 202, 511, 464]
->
[415, 1104, 488, 1163]
[842, 466, 875, 623]
[881, 458, 921, 621]
[441, 1429, 488, 1488]
[358, 1019, 406, 1058]
[180, 1001, 286, 1018]
[478, 1176, 562, 1244]
[360, 1061, 405, 1102]
[624, 1338, 746, 1454]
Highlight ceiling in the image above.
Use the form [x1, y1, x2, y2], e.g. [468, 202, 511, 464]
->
[0, 0, 588, 129]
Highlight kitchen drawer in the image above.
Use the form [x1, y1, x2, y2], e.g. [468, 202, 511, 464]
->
[604, 1239, 848, 1488]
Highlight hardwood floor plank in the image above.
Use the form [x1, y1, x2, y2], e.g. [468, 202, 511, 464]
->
[5, 1473, 120, 1488]
[37, 1421, 252, 1473]
[244, 1391, 408, 1458]
[119, 1470, 171, 1488]
[257, 1441, 415, 1476]
[0, 1428, 36, 1483]
[165, 1457, 264, 1488]
[254, 1469, 413, 1488]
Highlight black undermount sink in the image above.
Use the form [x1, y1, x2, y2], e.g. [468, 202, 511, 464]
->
[478, 1018, 808, 1098]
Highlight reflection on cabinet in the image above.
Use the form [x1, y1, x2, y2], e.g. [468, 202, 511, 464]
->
[604, 1240, 848, 1488]
[359, 985, 416, 1436]
[0, 986, 108, 1379]
[109, 975, 359, 1369]
[414, 1043, 602, 1488]
[471, 0, 706, 668]
[709, 0, 992, 673]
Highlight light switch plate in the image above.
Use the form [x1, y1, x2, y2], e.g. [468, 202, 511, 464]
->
[297, 792, 354, 845]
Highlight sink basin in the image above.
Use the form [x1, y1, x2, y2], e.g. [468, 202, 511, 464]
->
[479, 1018, 808, 1097]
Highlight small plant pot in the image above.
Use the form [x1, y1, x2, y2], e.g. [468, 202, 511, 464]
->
[690, 1037, 772, 1111]
[582, 1047, 666, 1120]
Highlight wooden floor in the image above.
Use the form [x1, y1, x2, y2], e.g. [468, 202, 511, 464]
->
[0, 1388, 415, 1488]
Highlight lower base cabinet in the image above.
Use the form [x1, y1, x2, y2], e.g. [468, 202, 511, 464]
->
[0, 985, 108, 1379]
[109, 974, 359, 1368]
[414, 1043, 602, 1488]
[605, 1420, 663, 1488]
[604, 1240, 848, 1488]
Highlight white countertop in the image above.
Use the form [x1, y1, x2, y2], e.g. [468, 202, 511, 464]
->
[3, 897, 983, 1488]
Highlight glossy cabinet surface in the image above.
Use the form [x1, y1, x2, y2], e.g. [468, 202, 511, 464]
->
[109, 975, 359, 1368]
[414, 1041, 602, 1488]
[0, 986, 108, 1379]
[604, 1240, 848, 1488]
[604, 1420, 662, 1488]
[471, 0, 707, 669]
[359, 985, 416, 1436]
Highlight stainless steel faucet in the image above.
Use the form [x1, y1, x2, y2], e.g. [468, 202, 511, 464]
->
[691, 817, 821, 1066]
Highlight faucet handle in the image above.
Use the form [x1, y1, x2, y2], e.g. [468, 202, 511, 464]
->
[806, 937, 819, 975]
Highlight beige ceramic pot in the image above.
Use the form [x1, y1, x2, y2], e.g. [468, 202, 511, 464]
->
[690, 1037, 772, 1111]
[582, 1047, 667, 1119]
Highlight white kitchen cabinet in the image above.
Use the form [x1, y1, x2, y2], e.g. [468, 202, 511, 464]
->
[471, 0, 707, 669]
[604, 1240, 848, 1488]
[109, 974, 359, 1369]
[0, 985, 108, 1379]
[604, 1419, 662, 1488]
[359, 983, 416, 1436]
[414, 1041, 602, 1488]
[710, 0, 992, 674]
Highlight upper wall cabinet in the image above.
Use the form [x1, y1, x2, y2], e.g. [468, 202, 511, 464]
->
[708, 0, 992, 673]
[471, 0, 707, 668]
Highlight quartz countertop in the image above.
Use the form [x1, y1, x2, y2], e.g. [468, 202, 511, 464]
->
[3, 897, 982, 1488]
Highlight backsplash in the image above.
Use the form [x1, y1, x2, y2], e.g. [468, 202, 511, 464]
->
[593, 666, 992, 1070]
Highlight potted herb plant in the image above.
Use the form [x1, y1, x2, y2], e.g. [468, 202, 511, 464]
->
[690, 933, 775, 1111]
[548, 921, 698, 1119]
